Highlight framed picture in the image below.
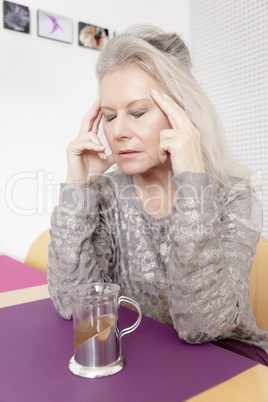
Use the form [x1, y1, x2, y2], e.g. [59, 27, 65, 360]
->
[37, 10, 73, 44]
[3, 1, 30, 33]
[78, 22, 109, 50]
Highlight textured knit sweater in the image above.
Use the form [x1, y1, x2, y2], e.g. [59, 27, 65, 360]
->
[47, 171, 268, 353]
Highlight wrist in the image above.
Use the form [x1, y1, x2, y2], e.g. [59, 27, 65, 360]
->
[65, 173, 101, 187]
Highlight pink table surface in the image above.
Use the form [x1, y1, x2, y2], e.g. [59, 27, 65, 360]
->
[0, 255, 47, 292]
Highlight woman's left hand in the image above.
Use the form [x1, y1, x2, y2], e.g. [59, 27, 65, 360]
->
[151, 89, 205, 175]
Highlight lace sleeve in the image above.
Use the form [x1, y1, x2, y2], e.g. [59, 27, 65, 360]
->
[47, 183, 114, 319]
[167, 172, 261, 343]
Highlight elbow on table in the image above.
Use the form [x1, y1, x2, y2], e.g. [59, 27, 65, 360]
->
[175, 318, 234, 344]
[176, 319, 240, 345]
[174, 300, 242, 345]
[173, 313, 219, 344]
[49, 292, 73, 320]
[58, 307, 73, 320]
[177, 328, 216, 344]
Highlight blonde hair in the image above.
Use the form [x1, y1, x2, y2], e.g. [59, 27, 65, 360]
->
[96, 24, 249, 187]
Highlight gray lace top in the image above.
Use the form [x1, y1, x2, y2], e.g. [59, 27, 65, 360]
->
[47, 171, 268, 353]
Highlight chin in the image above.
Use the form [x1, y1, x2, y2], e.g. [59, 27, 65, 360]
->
[115, 158, 161, 176]
[119, 166, 144, 176]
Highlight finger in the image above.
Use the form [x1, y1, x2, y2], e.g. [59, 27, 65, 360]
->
[158, 138, 172, 164]
[88, 131, 105, 147]
[106, 153, 116, 167]
[86, 132, 108, 160]
[151, 89, 192, 129]
[91, 109, 103, 134]
[79, 97, 101, 136]
[160, 129, 176, 141]
[68, 139, 105, 156]
[159, 150, 169, 164]
[98, 152, 115, 166]
[98, 151, 107, 160]
[159, 129, 177, 162]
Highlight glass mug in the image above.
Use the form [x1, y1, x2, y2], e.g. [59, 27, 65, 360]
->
[68, 282, 142, 378]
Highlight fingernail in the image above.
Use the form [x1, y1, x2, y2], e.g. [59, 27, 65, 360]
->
[163, 93, 169, 99]
[152, 89, 159, 96]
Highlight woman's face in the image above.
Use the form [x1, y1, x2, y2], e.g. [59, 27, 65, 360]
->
[100, 64, 172, 176]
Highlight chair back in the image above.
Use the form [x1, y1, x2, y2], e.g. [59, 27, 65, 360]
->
[249, 236, 268, 332]
[25, 229, 50, 273]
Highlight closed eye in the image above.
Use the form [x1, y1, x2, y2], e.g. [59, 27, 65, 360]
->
[105, 115, 116, 123]
[131, 112, 145, 119]
[105, 112, 145, 123]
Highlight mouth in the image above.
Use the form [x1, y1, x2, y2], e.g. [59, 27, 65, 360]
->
[118, 149, 141, 159]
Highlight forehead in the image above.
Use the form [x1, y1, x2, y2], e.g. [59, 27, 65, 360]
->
[100, 65, 157, 92]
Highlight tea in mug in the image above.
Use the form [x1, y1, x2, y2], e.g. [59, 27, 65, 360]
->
[74, 314, 117, 350]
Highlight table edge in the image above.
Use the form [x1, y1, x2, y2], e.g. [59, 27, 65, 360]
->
[0, 284, 50, 308]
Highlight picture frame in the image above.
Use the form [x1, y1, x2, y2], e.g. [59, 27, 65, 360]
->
[78, 22, 109, 50]
[37, 10, 73, 44]
[3, 0, 30, 33]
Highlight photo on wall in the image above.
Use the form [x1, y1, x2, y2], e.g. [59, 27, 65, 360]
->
[78, 22, 109, 50]
[37, 10, 73, 44]
[3, 0, 30, 33]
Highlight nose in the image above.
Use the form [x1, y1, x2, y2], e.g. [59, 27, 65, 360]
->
[112, 114, 133, 140]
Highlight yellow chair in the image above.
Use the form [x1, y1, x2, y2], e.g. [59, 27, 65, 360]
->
[25, 229, 50, 273]
[249, 235, 268, 332]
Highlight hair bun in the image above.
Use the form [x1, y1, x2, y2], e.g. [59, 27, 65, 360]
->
[122, 24, 192, 69]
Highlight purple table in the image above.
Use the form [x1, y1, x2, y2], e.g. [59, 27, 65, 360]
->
[0, 298, 257, 401]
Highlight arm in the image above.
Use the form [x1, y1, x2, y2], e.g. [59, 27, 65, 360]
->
[48, 98, 115, 319]
[167, 172, 261, 343]
[47, 183, 114, 319]
[150, 90, 261, 343]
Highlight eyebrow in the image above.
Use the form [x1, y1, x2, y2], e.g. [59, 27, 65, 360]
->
[101, 98, 153, 111]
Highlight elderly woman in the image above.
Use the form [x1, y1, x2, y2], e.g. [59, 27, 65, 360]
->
[48, 24, 268, 364]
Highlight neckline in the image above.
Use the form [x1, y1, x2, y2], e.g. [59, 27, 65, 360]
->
[125, 174, 171, 223]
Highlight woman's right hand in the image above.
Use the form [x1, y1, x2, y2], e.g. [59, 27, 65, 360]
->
[65, 98, 115, 187]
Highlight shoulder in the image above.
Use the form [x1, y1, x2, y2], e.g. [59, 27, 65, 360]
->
[220, 177, 262, 231]
[221, 176, 259, 203]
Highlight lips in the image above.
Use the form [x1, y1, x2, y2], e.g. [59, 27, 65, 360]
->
[118, 149, 141, 159]
[119, 149, 139, 155]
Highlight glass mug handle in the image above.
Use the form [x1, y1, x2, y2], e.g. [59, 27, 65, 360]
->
[117, 296, 142, 356]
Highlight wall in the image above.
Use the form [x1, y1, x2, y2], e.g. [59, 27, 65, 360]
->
[0, 0, 193, 262]
[193, 0, 268, 239]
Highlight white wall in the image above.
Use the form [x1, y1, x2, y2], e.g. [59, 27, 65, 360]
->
[0, 0, 193, 262]
[193, 0, 268, 239]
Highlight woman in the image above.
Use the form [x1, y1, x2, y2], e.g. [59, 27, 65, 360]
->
[48, 24, 268, 364]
